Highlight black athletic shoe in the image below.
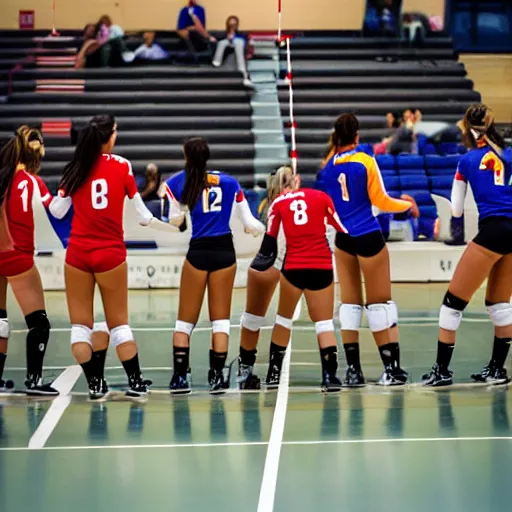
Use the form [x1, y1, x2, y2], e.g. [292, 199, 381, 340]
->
[208, 365, 232, 395]
[88, 377, 110, 401]
[377, 365, 409, 386]
[25, 375, 59, 396]
[169, 372, 191, 395]
[321, 371, 343, 392]
[0, 379, 15, 393]
[342, 365, 365, 388]
[471, 363, 511, 385]
[265, 351, 285, 389]
[238, 362, 261, 390]
[421, 364, 453, 387]
[126, 374, 148, 398]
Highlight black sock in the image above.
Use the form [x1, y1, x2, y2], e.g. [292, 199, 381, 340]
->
[390, 342, 400, 366]
[122, 354, 141, 379]
[210, 350, 228, 371]
[80, 359, 96, 384]
[270, 341, 286, 354]
[491, 336, 512, 368]
[320, 345, 338, 375]
[343, 343, 361, 369]
[173, 346, 190, 376]
[436, 341, 455, 369]
[92, 349, 107, 379]
[239, 346, 257, 367]
[25, 310, 50, 377]
[379, 343, 398, 368]
[0, 353, 6, 380]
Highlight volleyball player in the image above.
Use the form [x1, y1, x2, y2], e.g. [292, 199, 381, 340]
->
[237, 166, 290, 389]
[320, 113, 415, 387]
[251, 167, 347, 391]
[50, 114, 179, 399]
[162, 137, 265, 395]
[422, 104, 512, 386]
[0, 127, 58, 395]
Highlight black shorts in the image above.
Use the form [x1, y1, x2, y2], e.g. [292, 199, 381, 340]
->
[186, 234, 236, 272]
[335, 230, 386, 258]
[281, 268, 333, 291]
[473, 216, 512, 255]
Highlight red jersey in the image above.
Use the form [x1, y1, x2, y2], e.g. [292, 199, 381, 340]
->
[61, 154, 138, 251]
[267, 188, 346, 270]
[33, 174, 53, 209]
[2, 168, 37, 254]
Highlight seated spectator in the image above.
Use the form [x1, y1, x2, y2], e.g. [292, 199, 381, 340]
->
[96, 15, 134, 66]
[75, 23, 101, 68]
[139, 163, 162, 202]
[134, 32, 169, 61]
[212, 16, 252, 87]
[177, 1, 216, 60]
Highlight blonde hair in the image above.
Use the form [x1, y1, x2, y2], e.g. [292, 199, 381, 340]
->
[267, 165, 297, 202]
[457, 103, 505, 155]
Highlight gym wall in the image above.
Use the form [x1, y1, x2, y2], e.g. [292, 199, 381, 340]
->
[0, 0, 445, 31]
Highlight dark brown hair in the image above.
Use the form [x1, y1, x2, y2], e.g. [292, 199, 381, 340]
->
[458, 103, 505, 153]
[181, 137, 210, 210]
[332, 113, 359, 148]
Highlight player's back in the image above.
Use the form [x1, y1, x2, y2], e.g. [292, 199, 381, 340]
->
[458, 146, 512, 220]
[321, 150, 379, 236]
[166, 170, 242, 240]
[4, 169, 36, 253]
[271, 188, 333, 269]
[67, 154, 135, 250]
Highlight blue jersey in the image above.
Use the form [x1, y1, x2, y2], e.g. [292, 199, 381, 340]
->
[320, 150, 411, 237]
[165, 170, 243, 240]
[456, 146, 512, 221]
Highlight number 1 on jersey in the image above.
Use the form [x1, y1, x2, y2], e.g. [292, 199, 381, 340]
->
[338, 173, 350, 202]
[18, 180, 29, 213]
[91, 179, 108, 210]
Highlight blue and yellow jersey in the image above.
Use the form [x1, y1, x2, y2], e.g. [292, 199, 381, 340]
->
[319, 150, 411, 237]
[165, 170, 244, 240]
[454, 146, 512, 220]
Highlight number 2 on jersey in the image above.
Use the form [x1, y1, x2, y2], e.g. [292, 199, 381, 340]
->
[18, 180, 29, 213]
[202, 186, 222, 213]
[338, 173, 350, 201]
[290, 199, 308, 225]
[91, 179, 108, 210]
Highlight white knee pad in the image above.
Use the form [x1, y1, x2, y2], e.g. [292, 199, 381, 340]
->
[487, 303, 512, 327]
[0, 318, 9, 339]
[110, 325, 134, 348]
[439, 305, 463, 331]
[174, 320, 194, 336]
[212, 319, 230, 335]
[241, 312, 264, 332]
[71, 324, 92, 346]
[93, 321, 110, 334]
[275, 315, 293, 330]
[339, 304, 363, 331]
[387, 301, 398, 327]
[366, 303, 391, 332]
[315, 319, 335, 335]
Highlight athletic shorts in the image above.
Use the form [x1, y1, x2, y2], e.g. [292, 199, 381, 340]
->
[473, 216, 512, 255]
[66, 244, 126, 274]
[335, 230, 386, 258]
[186, 233, 236, 272]
[281, 268, 333, 291]
[0, 250, 34, 277]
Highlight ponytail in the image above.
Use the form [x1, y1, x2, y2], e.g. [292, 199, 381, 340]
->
[60, 114, 115, 196]
[0, 135, 22, 206]
[332, 113, 359, 148]
[181, 137, 210, 210]
[267, 165, 297, 203]
[459, 103, 505, 154]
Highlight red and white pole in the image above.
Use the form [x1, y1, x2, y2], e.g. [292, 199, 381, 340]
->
[50, 0, 60, 36]
[285, 37, 298, 175]
[277, 0, 282, 43]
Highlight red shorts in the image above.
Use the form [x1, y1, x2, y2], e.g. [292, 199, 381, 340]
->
[0, 250, 34, 277]
[65, 244, 126, 274]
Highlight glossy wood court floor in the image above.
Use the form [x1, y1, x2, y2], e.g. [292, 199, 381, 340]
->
[1, 284, 511, 512]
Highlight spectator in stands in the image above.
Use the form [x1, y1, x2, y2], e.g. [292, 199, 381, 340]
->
[96, 15, 134, 66]
[177, 1, 216, 60]
[75, 23, 101, 68]
[212, 16, 252, 87]
[139, 163, 162, 202]
[134, 32, 169, 62]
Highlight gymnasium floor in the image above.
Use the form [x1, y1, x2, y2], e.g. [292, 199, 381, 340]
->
[1, 283, 511, 512]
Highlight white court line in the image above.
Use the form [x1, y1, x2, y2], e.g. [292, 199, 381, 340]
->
[28, 365, 81, 450]
[2, 436, 512, 453]
[257, 342, 292, 512]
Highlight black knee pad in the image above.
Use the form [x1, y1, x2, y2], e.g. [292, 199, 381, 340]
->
[442, 291, 468, 312]
[485, 300, 496, 307]
[0, 309, 6, 319]
[25, 310, 51, 332]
